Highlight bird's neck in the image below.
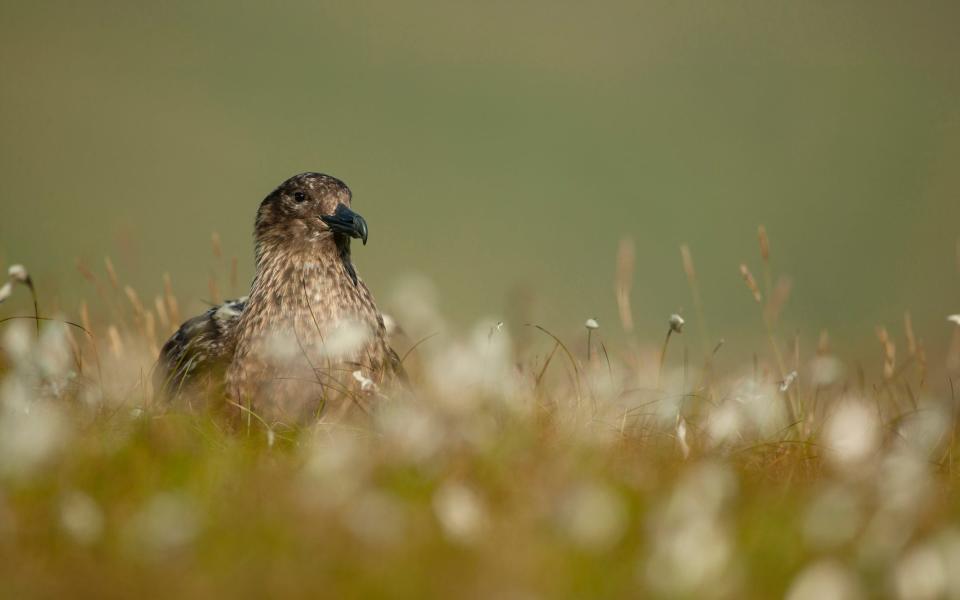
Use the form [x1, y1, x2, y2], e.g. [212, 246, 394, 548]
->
[244, 240, 359, 318]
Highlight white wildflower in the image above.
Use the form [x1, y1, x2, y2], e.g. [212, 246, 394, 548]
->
[322, 320, 371, 358]
[2, 321, 33, 366]
[262, 329, 300, 362]
[824, 400, 880, 470]
[389, 274, 444, 337]
[300, 430, 369, 505]
[0, 403, 66, 477]
[877, 449, 932, 514]
[559, 481, 627, 552]
[895, 407, 949, 459]
[126, 492, 199, 555]
[803, 485, 863, 549]
[948, 314, 960, 326]
[352, 370, 377, 393]
[60, 491, 104, 545]
[426, 320, 518, 410]
[894, 544, 946, 600]
[345, 491, 407, 547]
[732, 378, 786, 437]
[37, 322, 72, 379]
[705, 400, 742, 447]
[779, 370, 798, 392]
[433, 482, 487, 544]
[668, 313, 685, 333]
[676, 417, 690, 459]
[377, 402, 444, 463]
[7, 264, 29, 284]
[786, 560, 862, 600]
[584, 318, 599, 330]
[645, 464, 736, 596]
[809, 355, 844, 386]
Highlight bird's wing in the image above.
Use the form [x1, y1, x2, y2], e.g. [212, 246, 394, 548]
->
[154, 297, 247, 399]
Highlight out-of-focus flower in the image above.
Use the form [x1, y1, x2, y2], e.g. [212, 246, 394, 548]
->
[947, 314, 960, 326]
[585, 318, 599, 330]
[426, 320, 519, 411]
[895, 406, 949, 459]
[388, 274, 444, 337]
[645, 462, 736, 595]
[937, 529, 960, 597]
[352, 370, 377, 393]
[676, 417, 690, 459]
[300, 430, 369, 506]
[37, 321, 72, 380]
[809, 355, 844, 386]
[2, 322, 33, 366]
[125, 492, 199, 556]
[705, 400, 742, 448]
[60, 491, 104, 545]
[7, 264, 29, 284]
[785, 560, 862, 600]
[803, 485, 863, 550]
[345, 491, 407, 547]
[824, 400, 879, 471]
[377, 401, 444, 463]
[0, 264, 32, 305]
[433, 482, 487, 544]
[322, 320, 371, 358]
[0, 402, 67, 477]
[668, 314, 685, 333]
[877, 450, 932, 514]
[730, 377, 786, 438]
[559, 481, 627, 552]
[894, 544, 946, 600]
[779, 371, 798, 392]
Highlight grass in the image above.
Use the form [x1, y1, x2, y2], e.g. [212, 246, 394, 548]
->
[0, 230, 959, 599]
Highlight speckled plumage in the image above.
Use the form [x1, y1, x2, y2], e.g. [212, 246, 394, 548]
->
[155, 173, 401, 420]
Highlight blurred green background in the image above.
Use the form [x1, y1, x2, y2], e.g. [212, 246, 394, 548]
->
[1, 1, 958, 358]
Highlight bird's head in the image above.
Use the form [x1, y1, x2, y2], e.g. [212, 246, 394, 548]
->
[255, 172, 368, 250]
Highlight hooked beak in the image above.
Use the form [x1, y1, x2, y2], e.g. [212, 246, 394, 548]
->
[320, 204, 368, 245]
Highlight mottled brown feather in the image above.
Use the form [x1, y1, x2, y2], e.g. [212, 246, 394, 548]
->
[155, 173, 401, 420]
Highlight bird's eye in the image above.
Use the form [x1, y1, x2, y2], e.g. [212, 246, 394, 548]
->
[293, 191, 307, 203]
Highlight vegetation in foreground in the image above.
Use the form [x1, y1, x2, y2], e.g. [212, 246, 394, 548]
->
[1, 232, 959, 599]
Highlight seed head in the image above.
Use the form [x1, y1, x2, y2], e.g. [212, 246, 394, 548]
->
[779, 370, 798, 392]
[7, 264, 29, 283]
[949, 315, 960, 326]
[758, 225, 770, 262]
[739, 264, 762, 303]
[668, 314, 685, 333]
[584, 318, 599, 330]
[352, 370, 377, 393]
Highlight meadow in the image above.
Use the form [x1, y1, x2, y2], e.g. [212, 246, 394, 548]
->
[1, 231, 958, 599]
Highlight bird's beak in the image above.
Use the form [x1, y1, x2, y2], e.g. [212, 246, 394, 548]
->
[321, 204, 369, 245]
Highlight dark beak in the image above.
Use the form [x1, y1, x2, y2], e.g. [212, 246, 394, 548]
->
[321, 204, 368, 245]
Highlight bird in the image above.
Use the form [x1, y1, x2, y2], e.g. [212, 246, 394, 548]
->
[155, 172, 402, 421]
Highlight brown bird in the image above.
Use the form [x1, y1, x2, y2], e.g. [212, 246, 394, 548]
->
[155, 172, 401, 420]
